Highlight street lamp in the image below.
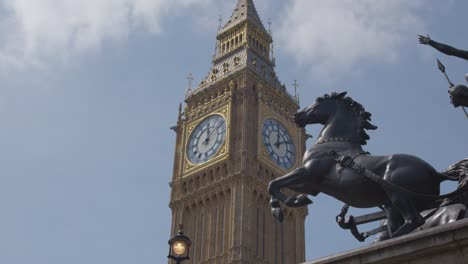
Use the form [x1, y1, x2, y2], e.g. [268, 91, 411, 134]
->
[168, 224, 191, 264]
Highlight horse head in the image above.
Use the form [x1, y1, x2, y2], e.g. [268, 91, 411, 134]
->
[294, 92, 348, 127]
[294, 92, 378, 145]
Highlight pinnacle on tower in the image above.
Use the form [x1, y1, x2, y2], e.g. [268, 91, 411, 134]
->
[219, 0, 269, 37]
[215, 0, 272, 61]
[187, 0, 293, 104]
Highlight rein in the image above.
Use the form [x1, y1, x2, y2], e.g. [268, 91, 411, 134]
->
[328, 150, 467, 201]
[316, 137, 360, 145]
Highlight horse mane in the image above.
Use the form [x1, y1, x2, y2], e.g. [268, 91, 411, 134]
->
[316, 92, 378, 145]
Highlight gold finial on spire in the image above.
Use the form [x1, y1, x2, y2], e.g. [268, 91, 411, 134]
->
[186, 73, 194, 94]
[268, 18, 275, 65]
[214, 16, 223, 56]
[218, 15, 223, 32]
[268, 18, 272, 35]
[293, 80, 299, 92]
[293, 80, 300, 105]
[178, 103, 183, 122]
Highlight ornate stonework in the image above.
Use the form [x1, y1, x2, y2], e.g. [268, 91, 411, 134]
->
[169, 1, 307, 263]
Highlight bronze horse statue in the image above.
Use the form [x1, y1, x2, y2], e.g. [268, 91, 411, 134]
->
[268, 92, 468, 240]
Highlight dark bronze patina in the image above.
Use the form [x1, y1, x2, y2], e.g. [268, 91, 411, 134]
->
[268, 92, 468, 241]
[419, 35, 468, 109]
[419, 35, 468, 60]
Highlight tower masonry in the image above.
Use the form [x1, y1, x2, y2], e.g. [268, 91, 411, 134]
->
[169, 1, 307, 263]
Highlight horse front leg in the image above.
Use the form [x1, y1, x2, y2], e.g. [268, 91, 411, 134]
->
[268, 167, 313, 222]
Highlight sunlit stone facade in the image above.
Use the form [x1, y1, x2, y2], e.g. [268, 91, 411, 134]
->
[169, 1, 307, 263]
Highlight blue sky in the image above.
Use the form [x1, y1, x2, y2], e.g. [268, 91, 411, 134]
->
[0, 0, 466, 263]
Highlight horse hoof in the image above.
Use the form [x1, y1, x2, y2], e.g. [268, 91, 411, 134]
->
[392, 217, 425, 238]
[270, 198, 280, 208]
[297, 195, 313, 206]
[285, 197, 295, 207]
[271, 208, 284, 222]
[286, 195, 313, 207]
[372, 231, 390, 243]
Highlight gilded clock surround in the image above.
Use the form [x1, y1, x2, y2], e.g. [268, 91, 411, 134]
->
[257, 83, 302, 174]
[183, 104, 231, 176]
[186, 114, 227, 164]
[262, 118, 296, 169]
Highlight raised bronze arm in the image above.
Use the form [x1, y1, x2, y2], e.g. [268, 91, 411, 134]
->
[419, 34, 468, 61]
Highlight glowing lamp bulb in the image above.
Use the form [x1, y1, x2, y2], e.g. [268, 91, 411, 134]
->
[172, 241, 187, 255]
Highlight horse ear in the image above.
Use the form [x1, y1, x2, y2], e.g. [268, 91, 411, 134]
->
[338, 91, 347, 98]
[362, 111, 373, 121]
[363, 121, 378, 130]
[362, 133, 370, 140]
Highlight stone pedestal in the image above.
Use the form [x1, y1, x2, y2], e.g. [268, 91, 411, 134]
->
[304, 218, 468, 264]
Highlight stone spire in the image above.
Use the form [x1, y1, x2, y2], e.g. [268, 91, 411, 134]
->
[219, 0, 269, 37]
[187, 0, 290, 99]
[213, 0, 272, 63]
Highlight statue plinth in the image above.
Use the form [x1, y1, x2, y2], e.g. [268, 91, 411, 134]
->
[303, 218, 468, 264]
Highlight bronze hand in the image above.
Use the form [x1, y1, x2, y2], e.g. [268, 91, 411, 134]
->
[418, 34, 431, 45]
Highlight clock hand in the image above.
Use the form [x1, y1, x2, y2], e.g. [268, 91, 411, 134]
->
[203, 126, 212, 145]
[274, 132, 281, 148]
[206, 126, 211, 139]
[277, 139, 293, 146]
[204, 121, 223, 144]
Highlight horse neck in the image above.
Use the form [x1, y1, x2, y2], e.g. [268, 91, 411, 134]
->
[317, 105, 362, 143]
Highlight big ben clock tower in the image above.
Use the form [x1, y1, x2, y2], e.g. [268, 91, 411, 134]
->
[169, 1, 307, 263]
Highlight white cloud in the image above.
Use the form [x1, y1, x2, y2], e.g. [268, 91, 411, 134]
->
[277, 0, 427, 79]
[0, 0, 211, 69]
[0, 0, 279, 70]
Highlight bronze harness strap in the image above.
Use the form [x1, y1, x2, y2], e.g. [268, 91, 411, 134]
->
[328, 150, 463, 241]
[328, 151, 467, 201]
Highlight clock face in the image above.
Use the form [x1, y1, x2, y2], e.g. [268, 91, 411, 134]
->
[187, 114, 227, 164]
[262, 119, 296, 169]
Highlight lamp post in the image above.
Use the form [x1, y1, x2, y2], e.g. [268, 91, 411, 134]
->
[167, 224, 192, 264]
